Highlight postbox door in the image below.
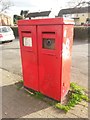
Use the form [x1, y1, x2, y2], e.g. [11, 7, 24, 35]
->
[38, 25, 62, 100]
[18, 26, 38, 91]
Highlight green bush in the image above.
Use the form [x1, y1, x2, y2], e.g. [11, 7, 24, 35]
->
[11, 26, 18, 37]
[11, 26, 90, 40]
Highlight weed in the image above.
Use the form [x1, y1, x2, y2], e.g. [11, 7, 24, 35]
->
[18, 80, 23, 83]
[55, 104, 70, 112]
[55, 82, 89, 112]
[15, 80, 23, 90]
[34, 92, 44, 100]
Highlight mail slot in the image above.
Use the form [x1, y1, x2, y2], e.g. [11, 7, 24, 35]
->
[18, 18, 74, 101]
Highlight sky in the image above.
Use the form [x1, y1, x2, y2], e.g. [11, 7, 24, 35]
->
[1, 0, 89, 17]
[3, 0, 68, 16]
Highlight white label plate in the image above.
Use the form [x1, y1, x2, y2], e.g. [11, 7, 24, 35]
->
[23, 37, 32, 47]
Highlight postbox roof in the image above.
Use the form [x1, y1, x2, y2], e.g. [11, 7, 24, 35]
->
[18, 18, 74, 26]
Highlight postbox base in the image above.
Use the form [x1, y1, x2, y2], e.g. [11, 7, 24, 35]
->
[24, 86, 69, 102]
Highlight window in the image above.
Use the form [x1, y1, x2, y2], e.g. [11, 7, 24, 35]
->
[2, 27, 8, 32]
[0, 27, 12, 33]
[0, 28, 2, 33]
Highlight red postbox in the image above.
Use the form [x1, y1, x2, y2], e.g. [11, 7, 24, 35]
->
[18, 18, 74, 101]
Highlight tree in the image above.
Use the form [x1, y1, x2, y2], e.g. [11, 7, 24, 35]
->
[66, 0, 90, 8]
[13, 15, 23, 24]
[0, 0, 14, 13]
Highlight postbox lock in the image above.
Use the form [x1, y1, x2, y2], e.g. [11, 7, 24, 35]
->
[46, 40, 52, 46]
[43, 38, 55, 50]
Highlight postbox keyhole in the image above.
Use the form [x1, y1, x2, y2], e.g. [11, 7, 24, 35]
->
[42, 38, 55, 50]
[46, 40, 52, 46]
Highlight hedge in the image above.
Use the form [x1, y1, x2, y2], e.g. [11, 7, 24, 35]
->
[11, 26, 90, 40]
[11, 26, 19, 38]
[74, 26, 90, 40]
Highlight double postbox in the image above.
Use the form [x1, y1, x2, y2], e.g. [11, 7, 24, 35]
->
[18, 18, 74, 101]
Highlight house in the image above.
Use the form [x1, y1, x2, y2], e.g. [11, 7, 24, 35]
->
[26, 10, 51, 19]
[0, 13, 13, 26]
[57, 6, 90, 25]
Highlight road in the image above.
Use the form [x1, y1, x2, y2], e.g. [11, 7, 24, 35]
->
[0, 39, 88, 88]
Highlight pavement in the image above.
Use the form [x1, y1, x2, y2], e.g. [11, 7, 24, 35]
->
[0, 39, 89, 118]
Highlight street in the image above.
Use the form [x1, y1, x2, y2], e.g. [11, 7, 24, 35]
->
[0, 39, 89, 118]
